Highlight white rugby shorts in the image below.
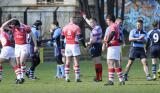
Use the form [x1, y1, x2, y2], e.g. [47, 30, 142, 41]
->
[15, 44, 29, 57]
[65, 44, 81, 57]
[107, 46, 121, 61]
[0, 46, 15, 59]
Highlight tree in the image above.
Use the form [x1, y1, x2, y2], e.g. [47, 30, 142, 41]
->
[121, 0, 125, 20]
[107, 0, 115, 16]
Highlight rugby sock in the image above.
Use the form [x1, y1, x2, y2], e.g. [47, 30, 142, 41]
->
[56, 65, 61, 78]
[108, 68, 115, 82]
[13, 65, 19, 79]
[29, 69, 35, 78]
[15, 65, 21, 80]
[60, 64, 65, 78]
[115, 68, 123, 82]
[0, 66, 3, 80]
[99, 64, 102, 80]
[152, 64, 156, 76]
[95, 64, 102, 80]
[65, 65, 70, 80]
[74, 65, 80, 80]
[20, 64, 26, 79]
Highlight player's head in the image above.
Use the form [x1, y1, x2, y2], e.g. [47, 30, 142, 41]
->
[52, 20, 59, 27]
[115, 17, 123, 26]
[50, 20, 59, 32]
[33, 20, 42, 30]
[70, 17, 76, 23]
[106, 15, 115, 26]
[88, 18, 97, 28]
[10, 19, 20, 28]
[152, 21, 158, 28]
[137, 19, 143, 30]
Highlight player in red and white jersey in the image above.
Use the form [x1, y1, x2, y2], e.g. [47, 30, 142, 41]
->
[9, 19, 37, 84]
[0, 18, 18, 82]
[61, 17, 86, 82]
[102, 15, 125, 86]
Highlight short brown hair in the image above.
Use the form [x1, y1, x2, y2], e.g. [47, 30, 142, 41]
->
[52, 20, 59, 26]
[137, 19, 143, 24]
[106, 15, 115, 22]
[152, 21, 158, 28]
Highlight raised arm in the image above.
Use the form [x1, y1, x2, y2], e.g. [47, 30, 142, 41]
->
[82, 14, 93, 28]
[0, 18, 17, 29]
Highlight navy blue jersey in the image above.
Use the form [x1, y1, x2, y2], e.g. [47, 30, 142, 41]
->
[51, 27, 62, 47]
[147, 29, 160, 46]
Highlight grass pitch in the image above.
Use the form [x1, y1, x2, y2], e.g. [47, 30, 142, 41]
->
[0, 59, 160, 93]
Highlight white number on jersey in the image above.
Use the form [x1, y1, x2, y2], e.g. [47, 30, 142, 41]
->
[153, 33, 159, 43]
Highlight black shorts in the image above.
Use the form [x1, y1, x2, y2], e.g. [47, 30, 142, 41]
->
[89, 43, 102, 58]
[129, 47, 146, 61]
[150, 45, 160, 58]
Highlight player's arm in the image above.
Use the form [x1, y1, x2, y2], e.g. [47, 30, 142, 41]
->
[0, 18, 17, 29]
[145, 32, 151, 52]
[60, 34, 65, 49]
[77, 34, 86, 48]
[30, 31, 38, 49]
[145, 38, 150, 53]
[51, 29, 61, 42]
[129, 30, 143, 41]
[106, 31, 115, 45]
[82, 14, 93, 28]
[121, 31, 126, 46]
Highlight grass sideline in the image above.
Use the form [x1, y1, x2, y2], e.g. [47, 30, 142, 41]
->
[0, 59, 160, 93]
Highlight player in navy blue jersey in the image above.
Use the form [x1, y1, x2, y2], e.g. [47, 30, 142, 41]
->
[26, 20, 42, 80]
[146, 21, 160, 80]
[50, 20, 65, 78]
[123, 19, 151, 81]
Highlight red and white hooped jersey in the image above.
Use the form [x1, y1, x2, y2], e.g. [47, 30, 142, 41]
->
[62, 22, 81, 44]
[104, 23, 120, 46]
[12, 24, 31, 45]
[0, 30, 13, 47]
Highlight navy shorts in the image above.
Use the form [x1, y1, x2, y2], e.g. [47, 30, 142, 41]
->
[129, 47, 146, 61]
[150, 45, 160, 58]
[89, 43, 102, 58]
[29, 44, 39, 57]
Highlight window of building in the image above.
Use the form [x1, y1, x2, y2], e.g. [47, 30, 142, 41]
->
[37, 0, 63, 3]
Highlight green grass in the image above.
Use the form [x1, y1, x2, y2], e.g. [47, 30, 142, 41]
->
[0, 59, 160, 93]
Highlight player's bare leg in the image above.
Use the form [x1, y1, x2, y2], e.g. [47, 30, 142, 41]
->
[141, 58, 151, 81]
[123, 59, 133, 81]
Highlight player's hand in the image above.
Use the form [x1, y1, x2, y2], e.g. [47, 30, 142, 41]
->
[86, 42, 91, 47]
[138, 35, 145, 40]
[82, 14, 87, 19]
[102, 44, 106, 52]
[122, 43, 126, 47]
[34, 46, 38, 52]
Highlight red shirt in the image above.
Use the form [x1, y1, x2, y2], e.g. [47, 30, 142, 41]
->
[12, 24, 31, 45]
[0, 30, 13, 47]
[62, 22, 81, 44]
[105, 23, 120, 46]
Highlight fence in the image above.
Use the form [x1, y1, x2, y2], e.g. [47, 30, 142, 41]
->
[0, 10, 86, 40]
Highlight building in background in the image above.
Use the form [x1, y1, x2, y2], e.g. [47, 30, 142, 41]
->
[0, 0, 93, 40]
